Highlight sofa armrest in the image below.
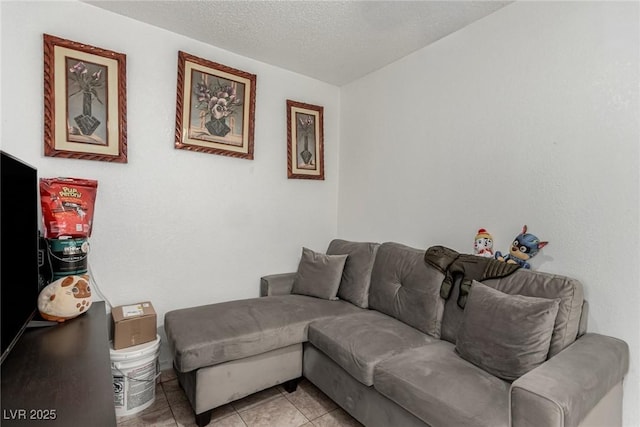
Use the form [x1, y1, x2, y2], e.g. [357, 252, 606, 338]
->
[511, 333, 629, 427]
[260, 273, 296, 296]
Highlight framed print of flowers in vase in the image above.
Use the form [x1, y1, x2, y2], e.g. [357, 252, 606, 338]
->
[43, 34, 127, 163]
[175, 51, 256, 160]
[287, 100, 324, 180]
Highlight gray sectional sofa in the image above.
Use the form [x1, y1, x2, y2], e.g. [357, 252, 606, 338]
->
[164, 240, 629, 427]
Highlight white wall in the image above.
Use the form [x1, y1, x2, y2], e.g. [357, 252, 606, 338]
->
[339, 2, 639, 425]
[1, 0, 341, 365]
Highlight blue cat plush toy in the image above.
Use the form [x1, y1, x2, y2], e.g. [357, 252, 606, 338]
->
[495, 225, 548, 269]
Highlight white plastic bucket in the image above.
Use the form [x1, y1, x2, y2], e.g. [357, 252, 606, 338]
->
[110, 335, 161, 417]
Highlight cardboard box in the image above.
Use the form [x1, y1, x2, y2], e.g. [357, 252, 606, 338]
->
[112, 301, 157, 350]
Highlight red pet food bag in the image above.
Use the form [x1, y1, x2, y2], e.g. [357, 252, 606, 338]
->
[40, 178, 98, 238]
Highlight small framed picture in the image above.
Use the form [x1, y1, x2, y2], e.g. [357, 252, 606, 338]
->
[175, 51, 256, 159]
[287, 100, 324, 180]
[43, 34, 127, 163]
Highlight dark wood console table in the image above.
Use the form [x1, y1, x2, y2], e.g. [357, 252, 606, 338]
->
[1, 301, 116, 426]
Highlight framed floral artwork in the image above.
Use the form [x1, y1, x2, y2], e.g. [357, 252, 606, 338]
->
[175, 51, 256, 159]
[287, 100, 324, 180]
[43, 34, 127, 163]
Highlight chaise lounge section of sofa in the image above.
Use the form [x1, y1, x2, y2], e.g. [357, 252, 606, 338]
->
[164, 239, 629, 427]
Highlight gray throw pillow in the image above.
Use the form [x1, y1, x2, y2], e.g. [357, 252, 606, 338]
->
[292, 247, 348, 300]
[455, 281, 560, 381]
[326, 239, 380, 308]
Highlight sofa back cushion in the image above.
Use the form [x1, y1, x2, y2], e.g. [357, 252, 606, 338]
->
[441, 269, 584, 357]
[369, 242, 445, 338]
[327, 239, 380, 308]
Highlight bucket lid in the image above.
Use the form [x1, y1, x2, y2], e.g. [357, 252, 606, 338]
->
[110, 335, 161, 360]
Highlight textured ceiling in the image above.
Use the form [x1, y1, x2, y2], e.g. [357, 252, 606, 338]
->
[85, 1, 513, 86]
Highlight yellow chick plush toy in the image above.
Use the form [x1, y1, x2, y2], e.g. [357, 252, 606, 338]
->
[37, 275, 92, 322]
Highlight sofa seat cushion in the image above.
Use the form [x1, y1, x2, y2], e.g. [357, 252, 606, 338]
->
[165, 295, 363, 372]
[308, 310, 438, 386]
[374, 341, 510, 427]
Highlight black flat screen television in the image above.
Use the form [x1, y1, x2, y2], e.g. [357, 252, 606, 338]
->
[1, 150, 40, 364]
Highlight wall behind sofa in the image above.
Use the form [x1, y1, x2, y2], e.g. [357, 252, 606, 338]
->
[1, 0, 340, 362]
[338, 1, 639, 425]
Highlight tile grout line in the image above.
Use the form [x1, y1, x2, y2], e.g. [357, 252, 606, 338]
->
[156, 371, 354, 427]
[165, 386, 180, 427]
[281, 392, 314, 424]
[161, 381, 181, 427]
[235, 409, 250, 427]
[279, 385, 323, 426]
[279, 382, 338, 425]
[235, 392, 312, 427]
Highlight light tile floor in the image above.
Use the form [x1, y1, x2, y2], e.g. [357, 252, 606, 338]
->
[116, 369, 363, 427]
